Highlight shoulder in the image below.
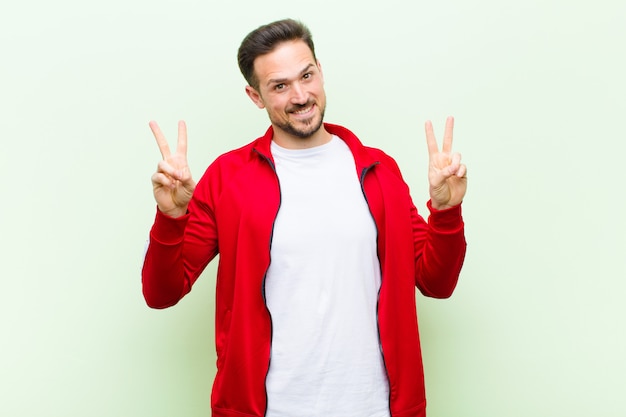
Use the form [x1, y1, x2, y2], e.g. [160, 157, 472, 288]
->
[364, 145, 398, 166]
[206, 128, 273, 173]
[192, 135, 271, 202]
[211, 141, 258, 167]
[326, 123, 401, 172]
[337, 125, 404, 175]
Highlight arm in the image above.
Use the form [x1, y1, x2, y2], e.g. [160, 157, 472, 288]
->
[142, 199, 219, 308]
[413, 201, 466, 298]
[414, 116, 468, 297]
[142, 211, 191, 308]
[141, 121, 216, 308]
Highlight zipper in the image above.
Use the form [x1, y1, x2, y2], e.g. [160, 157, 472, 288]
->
[253, 148, 281, 417]
[360, 162, 393, 416]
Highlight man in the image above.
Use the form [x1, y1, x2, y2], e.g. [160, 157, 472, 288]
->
[143, 19, 467, 417]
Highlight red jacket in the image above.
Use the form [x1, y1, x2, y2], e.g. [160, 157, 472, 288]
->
[142, 123, 466, 417]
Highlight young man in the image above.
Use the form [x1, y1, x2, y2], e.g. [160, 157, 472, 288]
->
[143, 19, 467, 417]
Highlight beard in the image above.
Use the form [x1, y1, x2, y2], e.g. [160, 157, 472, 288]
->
[270, 101, 326, 139]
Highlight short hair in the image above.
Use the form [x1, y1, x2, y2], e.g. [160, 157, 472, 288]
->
[237, 19, 316, 90]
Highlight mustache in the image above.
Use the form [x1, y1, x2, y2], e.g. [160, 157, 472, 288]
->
[287, 101, 315, 113]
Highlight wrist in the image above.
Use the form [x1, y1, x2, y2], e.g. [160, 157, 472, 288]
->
[429, 199, 461, 211]
[430, 200, 451, 211]
[159, 206, 188, 218]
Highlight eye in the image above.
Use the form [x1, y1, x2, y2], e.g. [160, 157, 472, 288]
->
[274, 83, 285, 91]
[303, 73, 312, 80]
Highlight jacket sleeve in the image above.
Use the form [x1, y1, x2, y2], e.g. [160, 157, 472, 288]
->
[413, 200, 466, 298]
[141, 179, 219, 309]
[375, 149, 467, 298]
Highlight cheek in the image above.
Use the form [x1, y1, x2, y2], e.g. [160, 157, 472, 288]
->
[269, 98, 288, 112]
[313, 84, 326, 100]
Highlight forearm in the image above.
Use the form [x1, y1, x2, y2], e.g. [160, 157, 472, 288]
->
[142, 209, 192, 308]
[415, 201, 467, 298]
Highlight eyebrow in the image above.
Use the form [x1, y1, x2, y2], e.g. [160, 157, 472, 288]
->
[266, 63, 316, 87]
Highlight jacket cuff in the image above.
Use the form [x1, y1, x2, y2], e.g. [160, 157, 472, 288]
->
[427, 200, 464, 232]
[150, 207, 190, 244]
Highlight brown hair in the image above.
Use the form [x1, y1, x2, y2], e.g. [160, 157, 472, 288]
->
[237, 19, 316, 90]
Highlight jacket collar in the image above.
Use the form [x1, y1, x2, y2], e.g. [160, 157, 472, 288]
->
[252, 123, 379, 171]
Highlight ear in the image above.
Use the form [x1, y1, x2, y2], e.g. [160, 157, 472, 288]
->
[245, 85, 266, 109]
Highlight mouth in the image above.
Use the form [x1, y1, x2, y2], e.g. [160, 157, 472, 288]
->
[289, 104, 315, 118]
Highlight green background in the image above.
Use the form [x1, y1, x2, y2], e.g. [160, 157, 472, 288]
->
[1, 0, 625, 416]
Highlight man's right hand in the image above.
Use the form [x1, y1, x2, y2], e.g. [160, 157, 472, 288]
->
[149, 120, 196, 218]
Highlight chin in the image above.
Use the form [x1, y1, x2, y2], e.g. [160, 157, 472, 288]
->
[291, 121, 323, 139]
[273, 115, 323, 139]
[293, 114, 325, 138]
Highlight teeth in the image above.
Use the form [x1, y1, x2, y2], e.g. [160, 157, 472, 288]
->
[293, 106, 312, 114]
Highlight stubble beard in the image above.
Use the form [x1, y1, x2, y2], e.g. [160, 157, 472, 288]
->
[272, 101, 326, 139]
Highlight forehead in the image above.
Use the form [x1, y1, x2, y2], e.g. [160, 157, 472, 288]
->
[253, 40, 317, 85]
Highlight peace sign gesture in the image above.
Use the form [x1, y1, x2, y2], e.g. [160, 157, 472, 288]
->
[149, 120, 196, 218]
[425, 116, 467, 210]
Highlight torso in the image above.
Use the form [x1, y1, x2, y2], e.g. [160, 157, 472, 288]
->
[264, 136, 390, 417]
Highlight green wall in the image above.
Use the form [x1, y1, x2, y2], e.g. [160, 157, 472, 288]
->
[1, 0, 625, 416]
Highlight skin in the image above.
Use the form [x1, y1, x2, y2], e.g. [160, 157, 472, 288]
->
[426, 116, 467, 210]
[149, 120, 195, 219]
[149, 40, 467, 217]
[244, 40, 331, 149]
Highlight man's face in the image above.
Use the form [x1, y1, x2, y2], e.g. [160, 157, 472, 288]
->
[246, 40, 326, 141]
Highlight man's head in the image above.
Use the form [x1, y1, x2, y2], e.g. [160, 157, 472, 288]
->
[238, 19, 328, 147]
[237, 19, 317, 91]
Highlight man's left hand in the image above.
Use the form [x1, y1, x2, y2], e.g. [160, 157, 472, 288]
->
[425, 116, 467, 210]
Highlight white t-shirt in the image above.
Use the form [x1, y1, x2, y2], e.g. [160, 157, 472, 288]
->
[265, 136, 390, 417]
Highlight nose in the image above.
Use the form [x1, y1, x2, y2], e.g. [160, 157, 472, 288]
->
[290, 82, 307, 104]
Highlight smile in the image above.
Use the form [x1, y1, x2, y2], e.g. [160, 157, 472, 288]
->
[290, 104, 315, 116]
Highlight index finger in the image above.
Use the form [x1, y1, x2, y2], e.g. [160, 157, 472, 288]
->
[425, 120, 439, 156]
[442, 116, 454, 154]
[149, 120, 171, 160]
[176, 120, 188, 158]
